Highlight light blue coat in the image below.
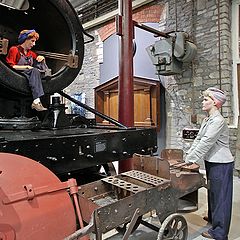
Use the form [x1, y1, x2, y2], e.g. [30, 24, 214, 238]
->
[186, 110, 234, 163]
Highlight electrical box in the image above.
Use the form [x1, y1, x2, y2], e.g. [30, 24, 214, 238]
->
[146, 32, 197, 75]
[182, 128, 199, 140]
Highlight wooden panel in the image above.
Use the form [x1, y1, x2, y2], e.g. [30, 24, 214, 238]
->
[161, 149, 183, 161]
[95, 90, 104, 123]
[109, 91, 118, 119]
[95, 77, 160, 130]
[134, 88, 153, 126]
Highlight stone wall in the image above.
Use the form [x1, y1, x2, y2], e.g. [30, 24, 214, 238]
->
[64, 29, 102, 118]
[162, 0, 235, 155]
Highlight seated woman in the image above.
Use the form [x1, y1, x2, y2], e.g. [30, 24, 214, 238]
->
[6, 29, 48, 111]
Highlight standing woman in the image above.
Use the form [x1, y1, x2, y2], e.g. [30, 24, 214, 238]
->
[185, 87, 234, 240]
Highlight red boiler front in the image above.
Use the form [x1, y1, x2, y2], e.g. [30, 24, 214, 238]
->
[0, 153, 76, 240]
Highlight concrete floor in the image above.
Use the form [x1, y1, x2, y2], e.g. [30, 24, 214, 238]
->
[91, 174, 240, 240]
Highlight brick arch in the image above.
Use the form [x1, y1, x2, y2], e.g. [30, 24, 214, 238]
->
[98, 4, 164, 42]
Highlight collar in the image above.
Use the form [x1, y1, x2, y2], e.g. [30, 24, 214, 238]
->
[17, 45, 30, 53]
[205, 109, 220, 122]
[17, 45, 24, 52]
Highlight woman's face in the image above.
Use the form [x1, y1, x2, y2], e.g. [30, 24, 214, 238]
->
[202, 96, 215, 112]
[23, 37, 37, 50]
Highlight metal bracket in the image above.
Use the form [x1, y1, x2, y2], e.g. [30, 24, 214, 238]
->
[0, 38, 9, 55]
[66, 54, 79, 68]
[2, 178, 78, 204]
[122, 208, 140, 240]
[116, 15, 123, 36]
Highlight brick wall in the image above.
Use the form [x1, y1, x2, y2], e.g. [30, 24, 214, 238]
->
[98, 4, 164, 41]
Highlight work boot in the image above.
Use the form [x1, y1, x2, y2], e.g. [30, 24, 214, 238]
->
[31, 102, 47, 111]
[201, 231, 214, 239]
[203, 216, 212, 224]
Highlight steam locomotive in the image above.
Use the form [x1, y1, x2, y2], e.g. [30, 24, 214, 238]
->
[0, 0, 157, 180]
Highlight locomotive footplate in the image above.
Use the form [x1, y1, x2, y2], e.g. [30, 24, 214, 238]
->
[0, 127, 157, 176]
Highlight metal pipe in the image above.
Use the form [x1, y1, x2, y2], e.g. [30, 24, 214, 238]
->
[133, 21, 170, 38]
[118, 0, 134, 172]
[217, 0, 222, 89]
[58, 91, 128, 129]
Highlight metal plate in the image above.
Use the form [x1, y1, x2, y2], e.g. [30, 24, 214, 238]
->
[121, 170, 170, 186]
[0, 127, 157, 175]
[102, 175, 146, 193]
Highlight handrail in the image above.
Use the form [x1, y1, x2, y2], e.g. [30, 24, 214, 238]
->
[58, 90, 128, 129]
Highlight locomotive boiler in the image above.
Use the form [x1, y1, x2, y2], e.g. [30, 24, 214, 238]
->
[0, 0, 157, 180]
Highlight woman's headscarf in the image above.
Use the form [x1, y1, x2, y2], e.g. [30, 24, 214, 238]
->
[18, 29, 39, 44]
[204, 87, 226, 108]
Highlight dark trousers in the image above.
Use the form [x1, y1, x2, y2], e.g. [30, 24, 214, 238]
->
[205, 161, 234, 240]
[23, 68, 44, 100]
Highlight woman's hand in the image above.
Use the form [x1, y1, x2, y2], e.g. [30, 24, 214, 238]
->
[25, 65, 33, 69]
[13, 65, 33, 70]
[36, 55, 45, 62]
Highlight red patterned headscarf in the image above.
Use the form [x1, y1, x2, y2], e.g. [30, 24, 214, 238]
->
[204, 87, 226, 108]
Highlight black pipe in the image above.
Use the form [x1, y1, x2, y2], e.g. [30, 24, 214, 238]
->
[82, 28, 95, 44]
[133, 21, 170, 38]
[58, 90, 128, 129]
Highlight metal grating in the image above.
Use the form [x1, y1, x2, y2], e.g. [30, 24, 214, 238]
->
[75, 0, 117, 24]
[102, 176, 146, 193]
[121, 170, 169, 186]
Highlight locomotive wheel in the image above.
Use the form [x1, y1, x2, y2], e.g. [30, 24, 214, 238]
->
[157, 214, 188, 240]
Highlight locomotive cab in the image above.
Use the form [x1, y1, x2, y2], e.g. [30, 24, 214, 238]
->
[0, 0, 84, 127]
